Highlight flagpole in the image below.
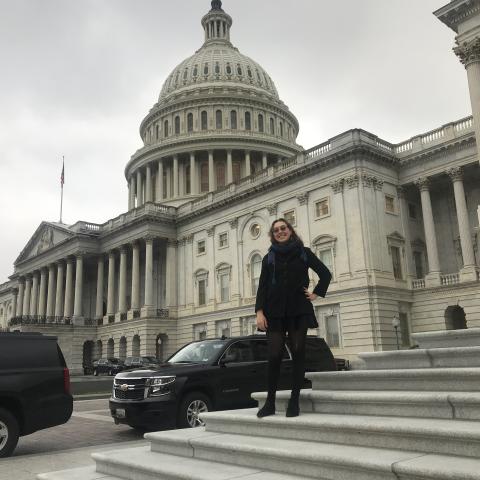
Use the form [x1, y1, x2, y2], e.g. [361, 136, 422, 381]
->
[60, 156, 64, 223]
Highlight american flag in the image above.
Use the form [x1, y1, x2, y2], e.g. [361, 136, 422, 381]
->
[60, 159, 65, 186]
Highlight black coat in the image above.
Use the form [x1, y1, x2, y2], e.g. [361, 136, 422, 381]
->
[254, 246, 332, 319]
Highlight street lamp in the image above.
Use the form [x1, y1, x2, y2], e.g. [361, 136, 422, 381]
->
[392, 314, 400, 350]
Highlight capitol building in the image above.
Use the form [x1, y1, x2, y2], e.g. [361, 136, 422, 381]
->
[1, 0, 480, 373]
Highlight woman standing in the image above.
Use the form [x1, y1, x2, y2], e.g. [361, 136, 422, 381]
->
[255, 218, 332, 418]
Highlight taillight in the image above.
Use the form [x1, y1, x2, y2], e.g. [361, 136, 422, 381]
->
[64, 367, 71, 394]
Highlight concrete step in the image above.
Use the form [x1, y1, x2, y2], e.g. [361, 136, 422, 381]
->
[199, 408, 480, 458]
[146, 427, 480, 480]
[412, 328, 480, 348]
[253, 389, 480, 420]
[357, 346, 480, 370]
[91, 445, 317, 480]
[37, 465, 121, 480]
[307, 367, 480, 391]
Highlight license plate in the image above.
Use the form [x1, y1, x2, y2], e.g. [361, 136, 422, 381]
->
[114, 408, 126, 418]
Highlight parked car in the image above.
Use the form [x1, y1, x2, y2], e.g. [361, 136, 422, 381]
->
[110, 335, 341, 430]
[123, 356, 160, 370]
[0, 332, 73, 457]
[93, 358, 124, 376]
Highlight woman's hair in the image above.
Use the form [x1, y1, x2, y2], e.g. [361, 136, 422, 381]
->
[268, 218, 303, 245]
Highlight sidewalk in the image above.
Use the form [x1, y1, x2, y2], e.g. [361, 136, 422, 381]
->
[0, 440, 148, 480]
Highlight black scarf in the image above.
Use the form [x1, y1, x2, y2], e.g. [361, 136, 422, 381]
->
[267, 240, 307, 285]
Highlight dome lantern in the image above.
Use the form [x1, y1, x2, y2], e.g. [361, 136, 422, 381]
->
[201, 1, 232, 45]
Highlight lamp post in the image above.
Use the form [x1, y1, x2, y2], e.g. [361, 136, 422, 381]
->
[392, 314, 400, 350]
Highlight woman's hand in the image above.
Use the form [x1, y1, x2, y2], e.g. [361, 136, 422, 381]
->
[304, 288, 318, 302]
[256, 310, 268, 331]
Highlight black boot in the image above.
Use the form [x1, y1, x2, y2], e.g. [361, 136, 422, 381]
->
[257, 398, 275, 418]
[286, 395, 299, 417]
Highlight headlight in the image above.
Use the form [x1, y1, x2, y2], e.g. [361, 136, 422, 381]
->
[147, 376, 176, 396]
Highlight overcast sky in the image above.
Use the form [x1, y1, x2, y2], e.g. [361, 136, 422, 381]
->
[0, 0, 471, 283]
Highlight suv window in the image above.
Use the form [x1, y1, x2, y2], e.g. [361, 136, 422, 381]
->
[251, 338, 290, 362]
[223, 340, 254, 363]
[169, 340, 227, 364]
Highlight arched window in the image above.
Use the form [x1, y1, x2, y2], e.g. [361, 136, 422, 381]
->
[174, 116, 180, 135]
[247, 67, 253, 78]
[258, 114, 264, 133]
[164, 120, 169, 138]
[193, 65, 198, 77]
[200, 163, 209, 192]
[230, 110, 237, 129]
[201, 111, 208, 130]
[237, 64, 242, 76]
[216, 110, 223, 129]
[183, 68, 188, 80]
[270, 118, 275, 135]
[204, 63, 209, 75]
[226, 63, 232, 75]
[250, 254, 262, 295]
[215, 62, 220, 74]
[216, 162, 226, 188]
[187, 113, 193, 133]
[245, 112, 251, 131]
[279, 121, 283, 137]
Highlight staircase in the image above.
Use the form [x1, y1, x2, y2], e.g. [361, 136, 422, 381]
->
[38, 329, 480, 480]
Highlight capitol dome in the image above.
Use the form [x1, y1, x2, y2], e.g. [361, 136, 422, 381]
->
[126, 0, 302, 207]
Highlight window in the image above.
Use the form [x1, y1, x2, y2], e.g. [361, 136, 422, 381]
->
[399, 312, 411, 346]
[219, 273, 230, 302]
[313, 235, 337, 281]
[215, 62, 220, 74]
[391, 246, 403, 279]
[247, 67, 253, 78]
[198, 279, 207, 306]
[183, 68, 188, 80]
[241, 316, 258, 336]
[408, 203, 417, 219]
[270, 118, 275, 135]
[283, 209, 296, 226]
[174, 116, 180, 135]
[216, 320, 231, 337]
[236, 64, 242, 76]
[233, 161, 241, 183]
[201, 111, 208, 130]
[250, 223, 261, 239]
[318, 249, 334, 281]
[155, 124, 159, 140]
[216, 161, 226, 188]
[325, 314, 340, 348]
[230, 110, 237, 129]
[200, 163, 209, 192]
[185, 165, 191, 194]
[245, 112, 251, 130]
[193, 65, 198, 77]
[315, 306, 342, 348]
[413, 251, 424, 279]
[250, 254, 262, 296]
[164, 120, 169, 138]
[204, 63, 209, 75]
[258, 114, 264, 133]
[226, 63, 232, 75]
[218, 232, 228, 248]
[197, 240, 206, 255]
[223, 340, 254, 363]
[187, 113, 193, 132]
[385, 195, 395, 214]
[315, 198, 330, 218]
[216, 110, 223, 129]
[193, 323, 207, 340]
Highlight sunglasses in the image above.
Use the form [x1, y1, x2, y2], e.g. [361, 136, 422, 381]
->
[273, 225, 289, 234]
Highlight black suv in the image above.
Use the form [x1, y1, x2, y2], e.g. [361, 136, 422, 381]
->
[93, 358, 125, 376]
[0, 332, 73, 457]
[110, 335, 338, 430]
[123, 356, 160, 370]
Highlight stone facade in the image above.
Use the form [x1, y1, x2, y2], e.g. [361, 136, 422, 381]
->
[3, 0, 480, 373]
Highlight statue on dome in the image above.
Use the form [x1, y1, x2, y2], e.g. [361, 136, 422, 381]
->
[211, 0, 223, 11]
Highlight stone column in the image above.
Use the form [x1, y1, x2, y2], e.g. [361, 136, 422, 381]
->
[95, 256, 104, 319]
[226, 150, 233, 184]
[45, 264, 56, 318]
[262, 152, 268, 170]
[136, 171, 143, 207]
[54, 262, 64, 318]
[107, 251, 116, 316]
[23, 276, 32, 317]
[245, 150, 251, 176]
[118, 246, 127, 314]
[145, 164, 152, 202]
[11, 289, 18, 319]
[229, 218, 241, 305]
[30, 272, 39, 317]
[142, 237, 155, 316]
[129, 176, 136, 210]
[208, 150, 215, 192]
[165, 239, 177, 311]
[157, 160, 164, 201]
[396, 186, 414, 286]
[166, 165, 172, 198]
[38, 268, 47, 317]
[73, 255, 84, 320]
[415, 177, 441, 286]
[446, 167, 478, 281]
[17, 279, 25, 317]
[64, 259, 74, 318]
[190, 153, 196, 194]
[131, 241, 140, 312]
[173, 155, 179, 197]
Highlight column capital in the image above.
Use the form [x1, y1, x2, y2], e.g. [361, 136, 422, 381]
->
[229, 218, 238, 229]
[267, 203, 278, 216]
[330, 179, 344, 194]
[186, 234, 194, 244]
[144, 235, 155, 244]
[345, 174, 359, 189]
[361, 174, 375, 188]
[414, 176, 430, 192]
[454, 37, 480, 67]
[207, 227, 215, 237]
[373, 178, 384, 191]
[167, 238, 178, 247]
[119, 245, 128, 254]
[297, 192, 309, 205]
[446, 166, 463, 182]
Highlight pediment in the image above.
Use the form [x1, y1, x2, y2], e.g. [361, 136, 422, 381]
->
[15, 222, 75, 264]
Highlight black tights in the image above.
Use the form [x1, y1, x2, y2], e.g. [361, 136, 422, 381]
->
[266, 318, 308, 402]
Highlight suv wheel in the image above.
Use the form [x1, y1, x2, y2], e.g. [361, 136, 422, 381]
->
[0, 407, 19, 458]
[178, 392, 211, 428]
